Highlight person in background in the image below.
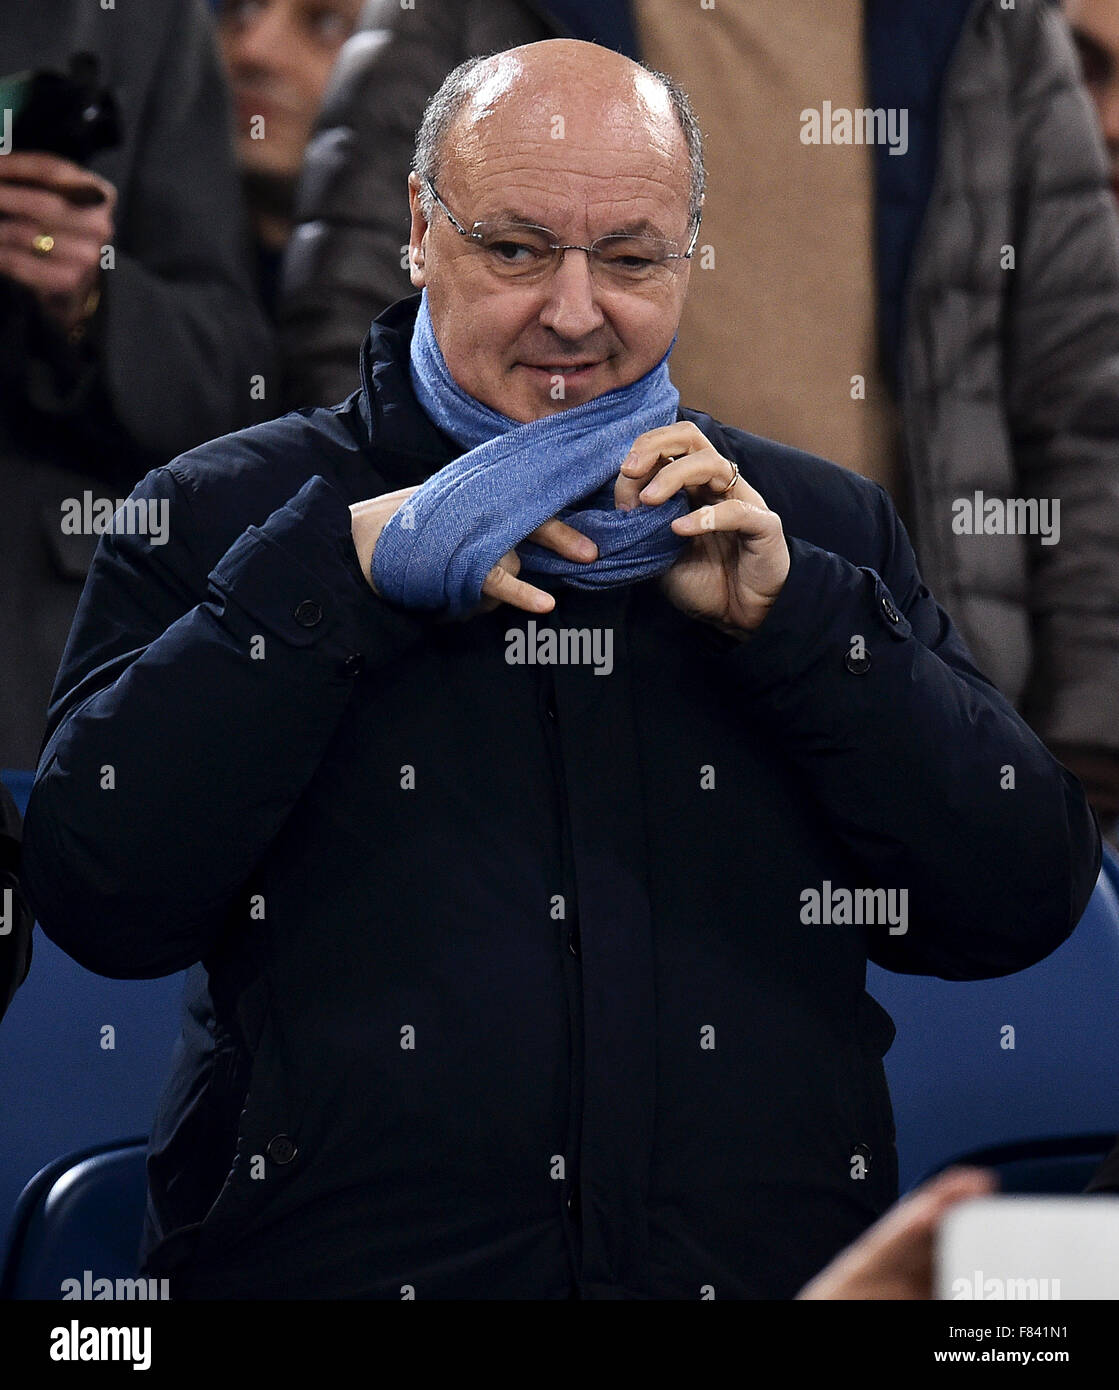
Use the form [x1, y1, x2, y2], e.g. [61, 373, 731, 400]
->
[215, 0, 363, 315]
[280, 0, 1119, 846]
[799, 1133, 1119, 1298]
[0, 0, 275, 773]
[1066, 0, 1119, 203]
[797, 1167, 998, 1300]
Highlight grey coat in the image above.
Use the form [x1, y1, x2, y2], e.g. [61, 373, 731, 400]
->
[0, 0, 276, 769]
[279, 0, 1119, 764]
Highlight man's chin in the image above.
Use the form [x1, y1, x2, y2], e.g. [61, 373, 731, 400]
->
[512, 361, 613, 414]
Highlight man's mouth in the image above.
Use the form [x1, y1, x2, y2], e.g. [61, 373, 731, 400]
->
[519, 361, 604, 383]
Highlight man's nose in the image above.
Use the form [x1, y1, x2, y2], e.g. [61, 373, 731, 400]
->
[537, 249, 606, 341]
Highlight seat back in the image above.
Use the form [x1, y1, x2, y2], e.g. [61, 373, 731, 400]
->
[921, 1133, 1117, 1194]
[0, 1139, 149, 1300]
[868, 846, 1119, 1191]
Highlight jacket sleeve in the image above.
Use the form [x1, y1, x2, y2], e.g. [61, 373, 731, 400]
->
[90, 0, 276, 461]
[20, 465, 432, 980]
[717, 482, 1102, 981]
[1004, 0, 1119, 755]
[278, 0, 548, 409]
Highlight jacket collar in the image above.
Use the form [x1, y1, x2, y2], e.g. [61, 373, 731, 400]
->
[357, 294, 460, 489]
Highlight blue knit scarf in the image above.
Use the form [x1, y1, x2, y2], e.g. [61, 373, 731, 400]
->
[370, 291, 690, 615]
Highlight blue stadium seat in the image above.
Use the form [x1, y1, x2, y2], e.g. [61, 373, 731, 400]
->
[1, 769, 33, 816]
[0, 770, 186, 1272]
[918, 1133, 1117, 1194]
[0, 1139, 149, 1300]
[868, 843, 1119, 1193]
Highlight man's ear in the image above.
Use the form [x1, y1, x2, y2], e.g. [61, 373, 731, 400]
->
[407, 172, 429, 288]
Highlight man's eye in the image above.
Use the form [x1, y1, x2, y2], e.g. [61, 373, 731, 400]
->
[223, 0, 265, 26]
[305, 4, 354, 44]
[487, 241, 543, 264]
[599, 250, 660, 275]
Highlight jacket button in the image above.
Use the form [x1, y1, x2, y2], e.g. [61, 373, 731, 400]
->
[567, 924, 580, 958]
[845, 650, 871, 674]
[567, 1188, 580, 1218]
[266, 1134, 298, 1165]
[852, 1142, 872, 1163]
[294, 599, 323, 628]
[341, 652, 364, 676]
[880, 596, 901, 624]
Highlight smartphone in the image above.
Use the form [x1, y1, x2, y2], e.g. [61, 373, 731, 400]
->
[0, 52, 120, 164]
[936, 1194, 1119, 1300]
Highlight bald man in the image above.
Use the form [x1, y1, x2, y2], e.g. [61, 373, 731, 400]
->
[22, 41, 1099, 1300]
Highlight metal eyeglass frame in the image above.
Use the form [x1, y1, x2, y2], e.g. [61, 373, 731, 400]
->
[422, 175, 701, 272]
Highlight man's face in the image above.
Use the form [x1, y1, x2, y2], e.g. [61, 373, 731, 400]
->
[1066, 0, 1119, 200]
[407, 65, 696, 424]
[218, 0, 362, 180]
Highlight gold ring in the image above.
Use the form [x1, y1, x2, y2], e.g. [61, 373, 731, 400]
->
[713, 462, 739, 494]
[31, 233, 55, 256]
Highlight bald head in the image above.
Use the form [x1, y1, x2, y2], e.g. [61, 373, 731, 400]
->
[413, 40, 704, 225]
[405, 39, 703, 425]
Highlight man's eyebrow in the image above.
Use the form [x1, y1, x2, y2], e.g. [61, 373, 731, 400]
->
[483, 211, 676, 239]
[601, 217, 673, 239]
[486, 210, 554, 227]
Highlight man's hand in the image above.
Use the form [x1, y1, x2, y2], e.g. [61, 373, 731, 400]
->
[795, 1166, 998, 1300]
[0, 152, 116, 335]
[350, 486, 598, 615]
[615, 423, 790, 635]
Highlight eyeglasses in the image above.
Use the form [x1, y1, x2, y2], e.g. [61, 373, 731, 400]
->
[423, 176, 700, 287]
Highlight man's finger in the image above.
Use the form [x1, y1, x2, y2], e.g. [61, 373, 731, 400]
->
[0, 220, 86, 264]
[620, 421, 708, 473]
[670, 498, 779, 541]
[0, 150, 109, 191]
[615, 452, 677, 512]
[0, 246, 86, 297]
[641, 449, 767, 511]
[796, 1167, 997, 1300]
[481, 561, 555, 614]
[525, 517, 597, 561]
[616, 422, 708, 511]
[0, 179, 99, 229]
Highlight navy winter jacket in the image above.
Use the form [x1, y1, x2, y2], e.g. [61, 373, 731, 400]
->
[21, 296, 1100, 1298]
